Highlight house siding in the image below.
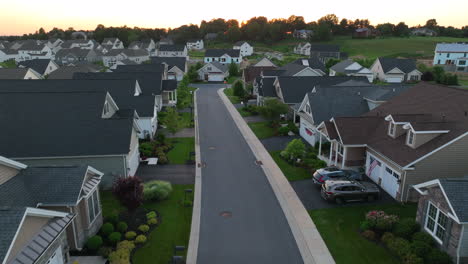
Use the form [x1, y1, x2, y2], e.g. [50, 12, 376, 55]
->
[459, 226, 468, 263]
[0, 163, 19, 185]
[35, 231, 68, 264]
[8, 216, 51, 262]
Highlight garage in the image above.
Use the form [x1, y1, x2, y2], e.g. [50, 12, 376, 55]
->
[208, 73, 224, 82]
[366, 153, 400, 198]
[299, 119, 316, 146]
[385, 75, 403, 83]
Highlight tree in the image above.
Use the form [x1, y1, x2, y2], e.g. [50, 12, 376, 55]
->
[187, 65, 199, 83]
[376, 23, 395, 37]
[232, 81, 245, 98]
[285, 139, 306, 160]
[112, 176, 143, 212]
[394, 22, 410, 37]
[165, 108, 184, 135]
[312, 22, 333, 41]
[258, 98, 289, 120]
[177, 75, 191, 109]
[229, 62, 239, 77]
[432, 66, 445, 83]
[425, 19, 438, 29]
[226, 25, 241, 42]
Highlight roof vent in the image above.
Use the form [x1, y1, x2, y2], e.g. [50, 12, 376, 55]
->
[302, 59, 309, 66]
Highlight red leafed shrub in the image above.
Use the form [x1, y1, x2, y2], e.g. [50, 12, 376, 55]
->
[112, 176, 144, 212]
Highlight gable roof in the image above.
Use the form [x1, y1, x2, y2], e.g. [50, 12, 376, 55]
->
[0, 207, 26, 262]
[48, 64, 100, 79]
[55, 47, 94, 58]
[0, 68, 29, 79]
[113, 63, 165, 73]
[121, 49, 149, 57]
[234, 41, 249, 46]
[18, 59, 54, 75]
[258, 77, 277, 97]
[292, 57, 326, 72]
[159, 44, 186, 52]
[309, 44, 340, 52]
[150, 57, 186, 72]
[205, 49, 240, 58]
[243, 66, 277, 83]
[435, 43, 468, 53]
[378, 57, 417, 73]
[438, 177, 468, 222]
[162, 80, 177, 91]
[203, 61, 229, 73]
[330, 59, 360, 73]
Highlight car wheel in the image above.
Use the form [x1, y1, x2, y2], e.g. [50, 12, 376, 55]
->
[335, 197, 344, 204]
[367, 195, 375, 202]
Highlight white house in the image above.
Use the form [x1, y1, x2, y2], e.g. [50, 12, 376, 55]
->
[433, 43, 468, 72]
[0, 68, 42, 79]
[370, 57, 422, 83]
[187, 39, 204, 50]
[157, 45, 188, 58]
[18, 59, 59, 77]
[233, 41, 253, 57]
[329, 60, 374, 82]
[198, 61, 229, 82]
[204, 49, 242, 64]
[293, 29, 314, 39]
[101, 38, 124, 49]
[293, 42, 311, 56]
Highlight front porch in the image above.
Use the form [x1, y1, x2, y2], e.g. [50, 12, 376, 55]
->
[316, 131, 366, 170]
[162, 90, 177, 106]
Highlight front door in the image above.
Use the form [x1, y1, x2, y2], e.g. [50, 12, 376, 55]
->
[47, 246, 64, 264]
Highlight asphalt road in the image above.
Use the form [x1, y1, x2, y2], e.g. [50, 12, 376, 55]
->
[193, 84, 303, 264]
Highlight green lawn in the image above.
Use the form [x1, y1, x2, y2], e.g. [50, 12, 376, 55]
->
[223, 87, 241, 104]
[167, 137, 195, 164]
[0, 60, 16, 68]
[248, 122, 277, 139]
[179, 112, 193, 128]
[237, 107, 254, 117]
[188, 50, 204, 58]
[100, 185, 194, 264]
[270, 151, 311, 181]
[309, 203, 417, 264]
[227, 76, 239, 84]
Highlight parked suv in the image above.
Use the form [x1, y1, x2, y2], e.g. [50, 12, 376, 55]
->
[321, 180, 380, 204]
[312, 167, 363, 185]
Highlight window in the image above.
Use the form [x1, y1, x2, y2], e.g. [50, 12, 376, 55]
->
[407, 130, 414, 145]
[446, 53, 449, 58]
[103, 101, 110, 115]
[459, 60, 466, 65]
[410, 75, 419, 81]
[388, 122, 396, 136]
[425, 202, 448, 243]
[87, 189, 101, 224]
[305, 104, 311, 114]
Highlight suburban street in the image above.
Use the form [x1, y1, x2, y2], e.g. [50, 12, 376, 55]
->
[193, 84, 304, 264]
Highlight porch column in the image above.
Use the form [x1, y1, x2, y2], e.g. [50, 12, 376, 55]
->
[342, 147, 347, 168]
[328, 141, 333, 165]
[318, 134, 322, 157]
[334, 142, 339, 165]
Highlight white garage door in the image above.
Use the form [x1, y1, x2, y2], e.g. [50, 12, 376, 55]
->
[385, 76, 403, 83]
[47, 247, 64, 264]
[382, 166, 400, 198]
[366, 154, 400, 198]
[299, 121, 316, 146]
[366, 154, 382, 183]
[208, 74, 224, 82]
[127, 149, 140, 176]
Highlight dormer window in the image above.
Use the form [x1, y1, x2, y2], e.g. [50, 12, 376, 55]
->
[103, 101, 110, 115]
[305, 104, 311, 114]
[388, 122, 396, 136]
[407, 130, 414, 146]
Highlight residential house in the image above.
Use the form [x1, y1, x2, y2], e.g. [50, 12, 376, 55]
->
[315, 82, 468, 201]
[157, 45, 188, 58]
[158, 37, 174, 46]
[186, 39, 204, 50]
[204, 49, 242, 64]
[433, 43, 468, 72]
[242, 66, 277, 85]
[253, 57, 277, 67]
[150, 57, 187, 81]
[294, 42, 311, 56]
[128, 39, 156, 54]
[413, 177, 468, 264]
[101, 38, 124, 49]
[55, 48, 100, 65]
[60, 39, 99, 50]
[0, 68, 41, 79]
[255, 77, 277, 106]
[48, 64, 101, 79]
[0, 156, 105, 257]
[233, 41, 254, 57]
[330, 59, 374, 82]
[371, 57, 422, 83]
[0, 84, 142, 187]
[309, 44, 343, 62]
[293, 29, 314, 39]
[113, 63, 168, 80]
[0, 50, 20, 62]
[121, 49, 150, 64]
[353, 28, 376, 38]
[411, 28, 437, 37]
[198, 61, 229, 82]
[18, 59, 59, 77]
[45, 38, 64, 52]
[101, 49, 126, 68]
[14, 41, 53, 62]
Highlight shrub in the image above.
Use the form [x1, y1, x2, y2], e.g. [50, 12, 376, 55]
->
[284, 139, 306, 162]
[393, 218, 420, 239]
[117, 222, 128, 233]
[148, 218, 158, 225]
[412, 232, 435, 246]
[116, 240, 135, 251]
[101, 222, 114, 236]
[135, 235, 147, 244]
[138, 224, 150, 233]
[366, 210, 399, 232]
[146, 211, 157, 220]
[278, 126, 290, 136]
[381, 232, 395, 246]
[387, 237, 411, 258]
[108, 232, 122, 245]
[361, 230, 377, 241]
[139, 142, 154, 157]
[108, 249, 130, 264]
[125, 231, 137, 240]
[106, 213, 119, 224]
[360, 220, 372, 231]
[143, 180, 173, 201]
[85, 235, 103, 250]
[156, 151, 168, 164]
[403, 254, 424, 264]
[426, 249, 453, 264]
[112, 176, 144, 212]
[410, 241, 432, 258]
[98, 246, 112, 258]
[232, 81, 245, 97]
[287, 122, 299, 134]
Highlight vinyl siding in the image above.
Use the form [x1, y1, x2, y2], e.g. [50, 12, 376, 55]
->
[0, 163, 20, 185]
[8, 216, 50, 262]
[459, 225, 468, 260]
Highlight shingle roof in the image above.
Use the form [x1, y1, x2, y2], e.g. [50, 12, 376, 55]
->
[378, 57, 417, 73]
[435, 43, 468, 53]
[113, 63, 165, 73]
[310, 44, 340, 52]
[205, 49, 240, 58]
[18, 59, 53, 75]
[292, 57, 326, 72]
[234, 41, 249, 46]
[162, 80, 177, 91]
[330, 59, 356, 73]
[122, 49, 149, 57]
[0, 68, 29, 79]
[243, 66, 277, 83]
[55, 48, 93, 58]
[48, 64, 100, 79]
[0, 207, 26, 262]
[258, 77, 276, 97]
[150, 57, 186, 72]
[204, 61, 229, 73]
[159, 44, 186, 52]
[438, 177, 468, 222]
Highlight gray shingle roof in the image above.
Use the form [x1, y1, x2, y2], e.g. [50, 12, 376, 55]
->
[162, 80, 177, 91]
[150, 57, 186, 72]
[234, 41, 249, 46]
[159, 44, 186, 52]
[378, 57, 417, 73]
[48, 64, 100, 79]
[0, 207, 26, 262]
[310, 44, 340, 52]
[0, 68, 29, 79]
[209, 61, 229, 73]
[114, 63, 165, 73]
[18, 59, 53, 75]
[121, 49, 149, 57]
[258, 77, 276, 97]
[205, 49, 240, 58]
[438, 177, 468, 222]
[435, 43, 468, 53]
[292, 57, 326, 72]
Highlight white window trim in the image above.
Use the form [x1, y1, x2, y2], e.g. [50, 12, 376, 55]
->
[407, 130, 415, 146]
[87, 189, 101, 226]
[424, 201, 447, 245]
[388, 122, 396, 137]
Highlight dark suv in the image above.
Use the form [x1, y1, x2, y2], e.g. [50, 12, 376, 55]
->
[321, 180, 380, 204]
[312, 167, 363, 186]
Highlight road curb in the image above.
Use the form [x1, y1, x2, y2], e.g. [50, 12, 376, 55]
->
[186, 88, 201, 264]
[218, 88, 335, 264]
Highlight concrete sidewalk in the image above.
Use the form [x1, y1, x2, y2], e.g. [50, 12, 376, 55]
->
[218, 88, 335, 264]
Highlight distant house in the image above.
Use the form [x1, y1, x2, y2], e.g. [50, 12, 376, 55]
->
[121, 49, 150, 64]
[204, 33, 219, 41]
[0, 68, 41, 79]
[233, 41, 254, 57]
[411, 28, 437, 37]
[433, 43, 468, 73]
[101, 38, 124, 49]
[204, 49, 242, 64]
[198, 61, 229, 82]
[61, 39, 99, 50]
[256, 58, 326, 79]
[294, 42, 311, 56]
[18, 59, 59, 77]
[310, 44, 342, 61]
[242, 65, 277, 85]
[330, 59, 374, 82]
[150, 57, 187, 81]
[187, 39, 204, 50]
[48, 64, 101, 79]
[370, 57, 422, 83]
[128, 39, 157, 55]
[55, 48, 100, 65]
[13, 40, 53, 61]
[101, 49, 126, 68]
[157, 45, 188, 58]
[353, 28, 375, 38]
[253, 57, 277, 67]
[413, 177, 468, 264]
[293, 29, 314, 39]
[158, 37, 174, 46]
[0, 49, 20, 62]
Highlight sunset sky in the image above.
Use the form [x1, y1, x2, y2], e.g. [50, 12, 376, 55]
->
[1, 0, 467, 35]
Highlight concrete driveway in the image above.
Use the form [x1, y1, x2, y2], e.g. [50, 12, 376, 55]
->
[192, 84, 303, 264]
[136, 164, 195, 184]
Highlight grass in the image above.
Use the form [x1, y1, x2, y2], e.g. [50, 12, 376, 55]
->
[237, 107, 254, 117]
[166, 137, 195, 164]
[188, 50, 204, 58]
[309, 203, 417, 264]
[100, 185, 194, 264]
[269, 151, 311, 181]
[179, 112, 193, 128]
[0, 60, 16, 68]
[227, 76, 239, 84]
[248, 121, 277, 139]
[223, 87, 241, 104]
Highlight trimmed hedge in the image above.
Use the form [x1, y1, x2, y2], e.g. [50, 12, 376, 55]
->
[85, 235, 103, 250]
[101, 222, 114, 236]
[117, 221, 128, 233]
[108, 232, 122, 245]
[125, 231, 137, 240]
[135, 235, 147, 244]
[138, 224, 150, 233]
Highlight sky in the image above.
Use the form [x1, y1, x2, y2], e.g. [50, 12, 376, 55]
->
[0, 0, 467, 35]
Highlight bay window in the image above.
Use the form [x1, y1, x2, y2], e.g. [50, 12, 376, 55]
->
[87, 189, 101, 224]
[425, 202, 448, 243]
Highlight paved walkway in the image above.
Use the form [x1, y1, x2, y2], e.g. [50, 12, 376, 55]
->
[261, 136, 305, 152]
[136, 164, 195, 184]
[68, 256, 106, 264]
[160, 127, 195, 138]
[192, 84, 304, 264]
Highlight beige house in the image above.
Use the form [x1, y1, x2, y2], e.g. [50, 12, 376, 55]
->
[0, 156, 104, 264]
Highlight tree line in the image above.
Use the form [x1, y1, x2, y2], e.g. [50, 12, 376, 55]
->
[1, 15, 467, 45]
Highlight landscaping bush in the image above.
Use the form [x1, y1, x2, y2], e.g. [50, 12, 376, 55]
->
[148, 218, 158, 225]
[156, 133, 167, 144]
[85, 235, 103, 250]
[360, 220, 372, 231]
[387, 237, 411, 258]
[156, 150, 168, 165]
[116, 240, 135, 252]
[125, 231, 137, 240]
[426, 249, 453, 264]
[283, 139, 306, 162]
[117, 222, 128, 233]
[108, 232, 122, 245]
[403, 254, 424, 264]
[146, 211, 157, 220]
[138, 224, 150, 233]
[412, 231, 435, 246]
[393, 218, 420, 239]
[232, 81, 245, 98]
[112, 176, 144, 212]
[101, 222, 114, 236]
[278, 126, 290, 136]
[366, 210, 399, 233]
[106, 213, 119, 224]
[287, 122, 299, 134]
[361, 230, 377, 241]
[139, 142, 153, 158]
[143, 180, 173, 201]
[98, 246, 112, 258]
[108, 249, 130, 264]
[410, 241, 432, 258]
[381, 232, 395, 246]
[135, 235, 147, 244]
